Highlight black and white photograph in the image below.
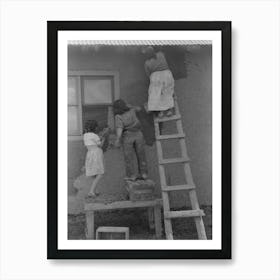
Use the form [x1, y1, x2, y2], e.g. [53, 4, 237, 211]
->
[48, 21, 231, 259]
[67, 42, 213, 241]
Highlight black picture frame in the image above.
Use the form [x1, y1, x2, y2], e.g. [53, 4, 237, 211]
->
[47, 21, 231, 259]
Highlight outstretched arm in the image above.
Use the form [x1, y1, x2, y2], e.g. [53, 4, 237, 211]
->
[96, 137, 105, 148]
[100, 137, 106, 147]
[114, 127, 123, 148]
[97, 127, 110, 148]
[126, 103, 142, 112]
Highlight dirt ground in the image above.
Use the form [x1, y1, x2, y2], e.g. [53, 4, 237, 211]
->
[68, 205, 212, 240]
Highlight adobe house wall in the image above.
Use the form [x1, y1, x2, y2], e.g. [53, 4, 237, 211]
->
[68, 45, 212, 213]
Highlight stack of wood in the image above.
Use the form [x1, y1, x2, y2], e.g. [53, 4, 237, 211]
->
[125, 179, 156, 201]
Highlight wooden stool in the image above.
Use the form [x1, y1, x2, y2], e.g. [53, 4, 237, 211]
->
[96, 226, 129, 240]
[85, 199, 162, 240]
[125, 179, 155, 201]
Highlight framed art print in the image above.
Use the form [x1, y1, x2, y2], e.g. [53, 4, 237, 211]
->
[47, 21, 231, 259]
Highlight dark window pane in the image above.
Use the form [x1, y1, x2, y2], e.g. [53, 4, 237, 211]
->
[82, 106, 108, 131]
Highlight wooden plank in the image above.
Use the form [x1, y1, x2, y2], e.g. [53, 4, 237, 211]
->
[183, 163, 195, 186]
[156, 133, 185, 140]
[194, 216, 207, 239]
[165, 209, 205, 219]
[155, 141, 163, 162]
[161, 184, 196, 192]
[158, 163, 173, 239]
[85, 211, 94, 239]
[148, 208, 155, 230]
[159, 157, 189, 165]
[189, 189, 201, 209]
[189, 190, 207, 239]
[184, 164, 207, 239]
[162, 192, 173, 239]
[125, 230, 129, 240]
[96, 226, 129, 233]
[154, 122, 161, 137]
[96, 226, 129, 232]
[96, 227, 129, 240]
[176, 118, 184, 134]
[84, 199, 162, 211]
[174, 100, 180, 116]
[68, 70, 119, 77]
[154, 114, 181, 123]
[179, 138, 188, 158]
[154, 204, 163, 239]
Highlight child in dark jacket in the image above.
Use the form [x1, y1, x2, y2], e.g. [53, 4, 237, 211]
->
[113, 99, 148, 181]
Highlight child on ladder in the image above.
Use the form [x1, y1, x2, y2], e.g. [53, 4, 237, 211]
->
[83, 120, 109, 198]
[142, 46, 175, 118]
[113, 99, 148, 181]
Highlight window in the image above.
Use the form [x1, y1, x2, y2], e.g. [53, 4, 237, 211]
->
[68, 76, 80, 135]
[68, 71, 119, 138]
[83, 77, 112, 104]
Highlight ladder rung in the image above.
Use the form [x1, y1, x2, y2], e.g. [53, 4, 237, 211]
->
[159, 157, 189, 164]
[162, 184, 196, 192]
[165, 209, 205, 219]
[156, 133, 185, 140]
[154, 114, 181, 123]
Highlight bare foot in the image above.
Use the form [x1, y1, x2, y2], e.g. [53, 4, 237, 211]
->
[124, 176, 137, 182]
[87, 193, 97, 198]
[141, 173, 148, 180]
[166, 109, 173, 117]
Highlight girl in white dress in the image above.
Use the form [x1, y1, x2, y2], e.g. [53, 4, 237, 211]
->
[143, 46, 175, 118]
[83, 120, 105, 197]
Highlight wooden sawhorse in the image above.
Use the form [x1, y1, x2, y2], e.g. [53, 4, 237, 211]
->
[84, 199, 163, 239]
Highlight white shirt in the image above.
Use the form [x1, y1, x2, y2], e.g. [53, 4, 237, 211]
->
[83, 132, 101, 147]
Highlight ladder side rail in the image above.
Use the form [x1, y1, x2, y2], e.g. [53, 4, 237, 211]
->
[175, 101, 207, 240]
[154, 122, 173, 239]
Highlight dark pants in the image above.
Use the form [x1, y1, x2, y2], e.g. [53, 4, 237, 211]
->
[123, 130, 148, 177]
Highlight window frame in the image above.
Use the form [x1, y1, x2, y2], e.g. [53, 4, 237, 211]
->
[68, 70, 120, 141]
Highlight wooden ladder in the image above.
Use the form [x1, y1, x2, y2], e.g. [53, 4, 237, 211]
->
[153, 99, 207, 240]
